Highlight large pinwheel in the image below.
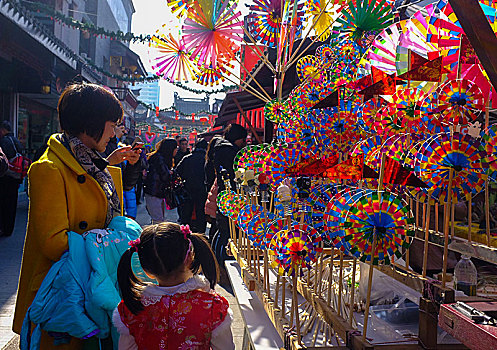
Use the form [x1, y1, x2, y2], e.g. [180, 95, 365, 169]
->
[342, 191, 414, 265]
[217, 190, 247, 220]
[413, 132, 489, 203]
[195, 55, 234, 86]
[309, 184, 343, 234]
[351, 135, 384, 171]
[316, 44, 336, 66]
[234, 144, 270, 175]
[366, 21, 407, 75]
[357, 98, 384, 134]
[182, 0, 243, 68]
[436, 79, 485, 125]
[391, 87, 432, 132]
[150, 29, 197, 82]
[166, 0, 193, 18]
[237, 205, 264, 233]
[264, 99, 291, 123]
[272, 226, 323, 276]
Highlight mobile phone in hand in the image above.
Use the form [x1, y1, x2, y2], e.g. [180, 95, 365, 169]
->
[131, 141, 144, 151]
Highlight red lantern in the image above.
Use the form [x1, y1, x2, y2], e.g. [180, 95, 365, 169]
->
[155, 106, 159, 117]
[199, 116, 208, 123]
[138, 130, 141, 135]
[175, 110, 179, 120]
[148, 125, 151, 133]
[191, 113, 195, 122]
[180, 126, 183, 132]
[163, 125, 166, 131]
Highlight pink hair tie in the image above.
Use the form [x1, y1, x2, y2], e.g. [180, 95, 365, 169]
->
[180, 224, 191, 240]
[128, 238, 140, 252]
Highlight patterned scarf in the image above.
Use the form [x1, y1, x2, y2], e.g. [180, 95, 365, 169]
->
[61, 134, 121, 227]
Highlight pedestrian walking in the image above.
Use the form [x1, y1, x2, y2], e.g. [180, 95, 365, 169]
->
[13, 83, 138, 349]
[114, 222, 235, 350]
[176, 139, 208, 233]
[0, 120, 24, 237]
[143, 138, 177, 223]
[173, 137, 190, 166]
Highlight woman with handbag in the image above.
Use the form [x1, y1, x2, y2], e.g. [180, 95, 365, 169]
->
[12, 83, 140, 349]
[143, 138, 178, 223]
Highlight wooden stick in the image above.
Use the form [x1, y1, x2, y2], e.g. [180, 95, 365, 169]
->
[282, 277, 286, 317]
[442, 169, 455, 288]
[435, 203, 439, 233]
[338, 252, 344, 316]
[239, 29, 276, 72]
[468, 196, 472, 242]
[450, 202, 455, 239]
[317, 246, 325, 294]
[486, 179, 491, 245]
[275, 274, 280, 306]
[422, 203, 431, 277]
[362, 236, 377, 342]
[349, 258, 357, 327]
[327, 248, 334, 305]
[293, 267, 302, 344]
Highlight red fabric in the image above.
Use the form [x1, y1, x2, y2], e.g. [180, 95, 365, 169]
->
[119, 289, 229, 350]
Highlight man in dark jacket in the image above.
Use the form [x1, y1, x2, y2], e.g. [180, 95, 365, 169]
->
[176, 139, 208, 233]
[212, 124, 247, 266]
[174, 137, 190, 166]
[0, 120, 23, 237]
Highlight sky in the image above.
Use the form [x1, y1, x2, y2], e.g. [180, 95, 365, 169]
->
[129, 0, 244, 109]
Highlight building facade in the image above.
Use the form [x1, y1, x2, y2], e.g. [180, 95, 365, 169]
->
[0, 0, 145, 160]
[132, 80, 160, 107]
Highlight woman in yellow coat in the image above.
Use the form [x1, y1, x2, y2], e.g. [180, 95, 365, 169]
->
[12, 83, 139, 349]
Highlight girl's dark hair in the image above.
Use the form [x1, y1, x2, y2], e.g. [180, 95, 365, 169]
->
[117, 222, 220, 315]
[58, 83, 123, 141]
[205, 135, 220, 163]
[147, 138, 177, 168]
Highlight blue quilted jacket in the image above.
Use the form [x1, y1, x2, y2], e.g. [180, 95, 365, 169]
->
[21, 216, 142, 349]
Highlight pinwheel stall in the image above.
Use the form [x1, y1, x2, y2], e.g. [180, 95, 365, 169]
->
[147, 0, 497, 348]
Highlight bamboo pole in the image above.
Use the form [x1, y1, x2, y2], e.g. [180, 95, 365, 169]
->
[239, 28, 276, 72]
[293, 266, 302, 344]
[338, 252, 344, 316]
[450, 202, 455, 239]
[349, 258, 357, 327]
[468, 197, 472, 242]
[435, 203, 439, 233]
[422, 203, 431, 277]
[486, 179, 491, 245]
[442, 169, 455, 288]
[362, 237, 377, 342]
[327, 248, 334, 305]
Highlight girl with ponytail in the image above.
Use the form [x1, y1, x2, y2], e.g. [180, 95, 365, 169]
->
[114, 222, 234, 350]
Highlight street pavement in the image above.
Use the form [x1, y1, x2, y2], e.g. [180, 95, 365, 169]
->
[1, 195, 244, 349]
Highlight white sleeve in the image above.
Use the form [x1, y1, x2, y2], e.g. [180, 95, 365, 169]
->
[211, 307, 235, 350]
[112, 308, 138, 350]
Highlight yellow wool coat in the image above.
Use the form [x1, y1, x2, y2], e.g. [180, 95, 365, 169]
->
[12, 135, 123, 343]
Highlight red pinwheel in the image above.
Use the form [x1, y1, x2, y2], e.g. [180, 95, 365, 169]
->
[436, 79, 485, 125]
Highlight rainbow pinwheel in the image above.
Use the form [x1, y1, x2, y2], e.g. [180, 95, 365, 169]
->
[316, 44, 336, 66]
[246, 211, 277, 248]
[373, 104, 408, 138]
[296, 55, 326, 84]
[309, 184, 343, 234]
[234, 144, 271, 175]
[264, 99, 291, 123]
[217, 190, 247, 220]
[150, 30, 197, 82]
[195, 57, 233, 86]
[323, 187, 366, 253]
[271, 226, 323, 276]
[392, 87, 432, 132]
[182, 0, 243, 68]
[314, 108, 360, 151]
[333, 0, 393, 46]
[237, 204, 263, 233]
[217, 190, 235, 216]
[412, 132, 489, 203]
[436, 79, 485, 125]
[384, 133, 425, 170]
[366, 21, 407, 75]
[263, 144, 310, 190]
[343, 191, 414, 265]
[357, 98, 384, 133]
[480, 125, 497, 182]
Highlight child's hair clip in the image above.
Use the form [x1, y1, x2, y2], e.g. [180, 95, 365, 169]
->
[180, 224, 191, 240]
[128, 238, 140, 252]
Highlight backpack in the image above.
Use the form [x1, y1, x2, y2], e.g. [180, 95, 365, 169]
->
[5, 136, 31, 179]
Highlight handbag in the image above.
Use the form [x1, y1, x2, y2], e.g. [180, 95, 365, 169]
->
[164, 173, 190, 210]
[5, 137, 31, 179]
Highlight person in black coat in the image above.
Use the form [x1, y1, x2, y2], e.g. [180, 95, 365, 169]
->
[143, 138, 177, 223]
[0, 120, 24, 237]
[0, 146, 8, 177]
[211, 124, 247, 265]
[176, 139, 208, 233]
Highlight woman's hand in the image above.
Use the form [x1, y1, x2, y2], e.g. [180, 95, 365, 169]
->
[107, 146, 141, 165]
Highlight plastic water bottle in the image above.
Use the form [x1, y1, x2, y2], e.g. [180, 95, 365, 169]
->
[454, 255, 477, 296]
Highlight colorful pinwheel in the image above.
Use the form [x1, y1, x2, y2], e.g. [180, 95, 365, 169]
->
[272, 226, 323, 276]
[343, 191, 414, 265]
[413, 132, 489, 203]
[246, 211, 277, 248]
[182, 0, 243, 68]
[481, 125, 497, 182]
[237, 204, 263, 233]
[150, 30, 198, 82]
[351, 135, 384, 171]
[166, 0, 193, 18]
[437, 79, 485, 125]
[217, 190, 247, 220]
[392, 87, 432, 132]
[316, 44, 336, 66]
[264, 99, 291, 123]
[366, 21, 406, 75]
[308, 0, 336, 41]
[296, 55, 326, 84]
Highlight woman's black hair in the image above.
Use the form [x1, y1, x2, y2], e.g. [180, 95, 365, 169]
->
[117, 222, 220, 315]
[147, 138, 177, 168]
[58, 83, 123, 141]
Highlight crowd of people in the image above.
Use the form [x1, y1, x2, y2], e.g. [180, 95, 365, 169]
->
[7, 83, 243, 349]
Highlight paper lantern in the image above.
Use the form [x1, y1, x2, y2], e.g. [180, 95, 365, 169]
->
[155, 106, 159, 117]
[175, 110, 179, 120]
